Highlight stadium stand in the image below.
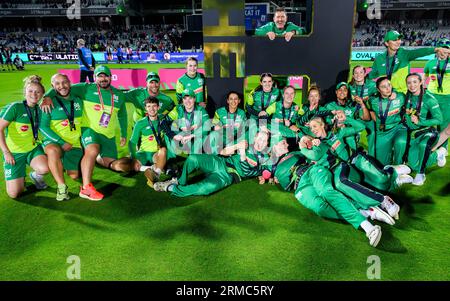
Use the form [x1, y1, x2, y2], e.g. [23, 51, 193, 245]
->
[0, 25, 185, 53]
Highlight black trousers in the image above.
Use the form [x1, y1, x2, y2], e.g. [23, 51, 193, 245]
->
[80, 70, 94, 83]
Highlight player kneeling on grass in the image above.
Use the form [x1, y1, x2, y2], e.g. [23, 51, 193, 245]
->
[130, 97, 168, 187]
[0, 75, 49, 198]
[39, 74, 84, 201]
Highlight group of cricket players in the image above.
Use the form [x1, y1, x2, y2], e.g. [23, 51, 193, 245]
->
[1, 30, 450, 247]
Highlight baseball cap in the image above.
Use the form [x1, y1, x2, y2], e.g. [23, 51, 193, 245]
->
[336, 82, 349, 90]
[437, 38, 450, 48]
[182, 89, 195, 98]
[384, 30, 403, 42]
[146, 72, 160, 83]
[94, 65, 111, 77]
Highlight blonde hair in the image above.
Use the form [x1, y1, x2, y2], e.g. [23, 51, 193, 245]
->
[23, 75, 45, 95]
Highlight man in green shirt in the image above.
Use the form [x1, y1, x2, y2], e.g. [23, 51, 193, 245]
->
[368, 30, 450, 94]
[424, 38, 450, 150]
[43, 65, 130, 201]
[255, 7, 305, 42]
[175, 57, 206, 107]
[40, 74, 84, 201]
[125, 72, 175, 122]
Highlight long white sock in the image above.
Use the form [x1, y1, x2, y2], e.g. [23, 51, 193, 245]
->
[360, 220, 375, 235]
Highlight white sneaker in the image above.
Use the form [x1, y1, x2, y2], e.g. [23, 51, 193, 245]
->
[396, 174, 414, 186]
[412, 173, 426, 186]
[367, 225, 382, 247]
[381, 196, 400, 220]
[153, 178, 178, 192]
[29, 172, 48, 190]
[386, 164, 411, 175]
[369, 206, 395, 225]
[437, 147, 448, 167]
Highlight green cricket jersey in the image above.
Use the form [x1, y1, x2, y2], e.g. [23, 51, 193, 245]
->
[273, 151, 306, 191]
[175, 72, 206, 104]
[0, 101, 41, 153]
[368, 93, 406, 131]
[325, 100, 360, 119]
[213, 107, 247, 128]
[404, 92, 443, 131]
[129, 116, 165, 157]
[368, 47, 435, 94]
[349, 80, 377, 100]
[45, 83, 128, 139]
[167, 104, 210, 137]
[124, 88, 175, 121]
[312, 118, 365, 166]
[255, 22, 305, 37]
[225, 146, 271, 179]
[424, 58, 450, 95]
[246, 87, 281, 118]
[267, 101, 299, 125]
[39, 94, 83, 147]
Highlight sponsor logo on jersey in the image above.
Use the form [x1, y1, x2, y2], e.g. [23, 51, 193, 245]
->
[148, 135, 154, 141]
[388, 108, 400, 116]
[20, 125, 29, 132]
[198, 79, 203, 85]
[194, 87, 203, 93]
[94, 104, 102, 111]
[74, 103, 82, 110]
[345, 109, 352, 116]
[430, 75, 437, 81]
[61, 119, 69, 127]
[331, 140, 341, 151]
[392, 99, 400, 106]
[84, 136, 92, 143]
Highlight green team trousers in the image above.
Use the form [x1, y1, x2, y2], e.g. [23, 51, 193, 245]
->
[433, 94, 450, 148]
[294, 164, 366, 229]
[372, 124, 408, 166]
[406, 128, 439, 173]
[333, 161, 389, 210]
[171, 154, 234, 197]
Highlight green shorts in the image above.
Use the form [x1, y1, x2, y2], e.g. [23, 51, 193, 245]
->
[81, 128, 118, 159]
[3, 145, 45, 180]
[135, 151, 156, 165]
[42, 141, 83, 171]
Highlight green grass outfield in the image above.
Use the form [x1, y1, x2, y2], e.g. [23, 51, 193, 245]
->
[0, 62, 449, 281]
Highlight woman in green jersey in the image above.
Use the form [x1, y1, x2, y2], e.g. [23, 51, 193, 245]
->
[0, 76, 49, 198]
